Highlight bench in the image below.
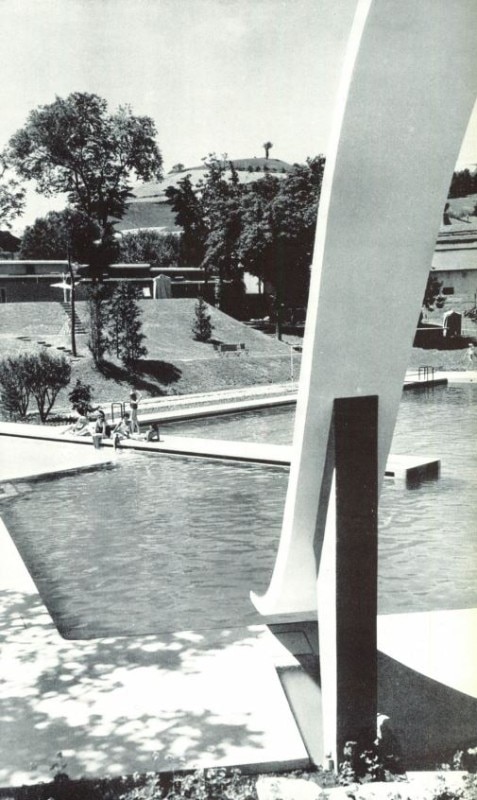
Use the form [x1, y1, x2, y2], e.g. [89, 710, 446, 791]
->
[213, 343, 247, 354]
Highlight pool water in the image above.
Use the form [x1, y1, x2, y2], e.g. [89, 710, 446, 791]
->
[1, 384, 476, 639]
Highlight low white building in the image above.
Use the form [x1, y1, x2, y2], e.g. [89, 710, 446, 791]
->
[431, 225, 477, 316]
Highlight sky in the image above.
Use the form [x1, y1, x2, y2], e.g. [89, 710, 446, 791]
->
[1, 0, 476, 232]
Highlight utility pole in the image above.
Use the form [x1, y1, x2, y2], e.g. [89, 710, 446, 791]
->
[67, 241, 77, 357]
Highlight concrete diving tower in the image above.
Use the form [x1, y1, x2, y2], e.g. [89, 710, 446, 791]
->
[250, 0, 477, 767]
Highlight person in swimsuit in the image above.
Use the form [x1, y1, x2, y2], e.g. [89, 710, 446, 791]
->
[112, 412, 133, 449]
[62, 415, 91, 437]
[128, 390, 142, 433]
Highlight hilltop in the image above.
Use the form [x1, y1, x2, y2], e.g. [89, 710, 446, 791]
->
[117, 158, 295, 233]
[132, 157, 294, 200]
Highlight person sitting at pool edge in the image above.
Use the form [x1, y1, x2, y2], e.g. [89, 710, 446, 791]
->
[112, 412, 133, 449]
[94, 408, 111, 438]
[145, 422, 160, 442]
[61, 415, 91, 437]
[128, 422, 161, 442]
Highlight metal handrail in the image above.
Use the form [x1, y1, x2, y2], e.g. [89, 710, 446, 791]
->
[110, 402, 124, 422]
[418, 366, 435, 382]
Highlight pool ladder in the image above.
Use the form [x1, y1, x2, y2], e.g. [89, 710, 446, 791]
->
[110, 402, 125, 422]
[418, 366, 435, 382]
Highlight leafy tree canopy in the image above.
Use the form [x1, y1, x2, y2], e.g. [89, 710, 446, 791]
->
[117, 230, 180, 267]
[0, 153, 25, 229]
[165, 173, 207, 267]
[7, 92, 163, 231]
[448, 168, 477, 199]
[239, 156, 325, 305]
[166, 153, 325, 313]
[20, 208, 100, 262]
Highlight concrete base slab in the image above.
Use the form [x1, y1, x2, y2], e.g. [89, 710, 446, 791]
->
[262, 611, 477, 770]
[377, 609, 477, 699]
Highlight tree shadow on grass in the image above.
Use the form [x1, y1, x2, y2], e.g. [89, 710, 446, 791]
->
[136, 360, 182, 385]
[97, 360, 182, 394]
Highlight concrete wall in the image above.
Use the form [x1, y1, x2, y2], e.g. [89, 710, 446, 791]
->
[0, 279, 91, 303]
[434, 267, 477, 302]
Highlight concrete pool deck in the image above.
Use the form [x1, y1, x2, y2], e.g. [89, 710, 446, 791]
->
[0, 516, 310, 787]
[0, 422, 439, 481]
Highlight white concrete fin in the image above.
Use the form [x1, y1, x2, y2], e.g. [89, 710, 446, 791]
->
[251, 0, 477, 617]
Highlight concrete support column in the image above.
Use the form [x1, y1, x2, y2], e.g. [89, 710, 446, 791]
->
[317, 397, 378, 767]
[335, 395, 378, 760]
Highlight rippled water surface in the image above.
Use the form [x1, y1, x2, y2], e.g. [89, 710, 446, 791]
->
[1, 384, 476, 638]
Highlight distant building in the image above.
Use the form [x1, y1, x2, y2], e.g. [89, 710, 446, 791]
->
[0, 260, 211, 303]
[431, 225, 477, 316]
[0, 260, 70, 303]
[2, 219, 476, 321]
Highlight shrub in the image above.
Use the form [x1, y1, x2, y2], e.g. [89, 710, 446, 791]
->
[0, 354, 32, 418]
[68, 379, 93, 415]
[0, 351, 71, 422]
[192, 297, 214, 342]
[28, 350, 72, 422]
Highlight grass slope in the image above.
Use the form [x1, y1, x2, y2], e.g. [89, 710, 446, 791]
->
[0, 299, 298, 414]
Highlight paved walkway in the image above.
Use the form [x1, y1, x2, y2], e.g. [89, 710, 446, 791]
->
[0, 517, 308, 787]
[0, 435, 114, 483]
[0, 422, 439, 481]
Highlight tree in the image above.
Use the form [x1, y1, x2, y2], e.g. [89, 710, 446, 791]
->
[171, 163, 185, 173]
[166, 153, 325, 325]
[448, 168, 476, 199]
[7, 92, 163, 233]
[108, 284, 147, 371]
[200, 158, 244, 309]
[239, 156, 325, 336]
[0, 230, 20, 254]
[86, 221, 122, 281]
[263, 141, 273, 159]
[87, 284, 112, 364]
[27, 350, 71, 422]
[20, 208, 100, 261]
[0, 355, 32, 419]
[165, 173, 207, 267]
[419, 273, 445, 324]
[117, 230, 180, 266]
[192, 297, 214, 342]
[0, 152, 25, 228]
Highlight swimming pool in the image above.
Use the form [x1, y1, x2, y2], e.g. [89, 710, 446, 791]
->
[1, 384, 476, 638]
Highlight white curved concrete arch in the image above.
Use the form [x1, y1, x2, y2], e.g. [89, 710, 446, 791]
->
[252, 0, 477, 617]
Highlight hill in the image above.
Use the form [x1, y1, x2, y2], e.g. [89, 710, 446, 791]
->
[131, 158, 294, 200]
[0, 299, 299, 414]
[115, 200, 179, 234]
[118, 158, 295, 233]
